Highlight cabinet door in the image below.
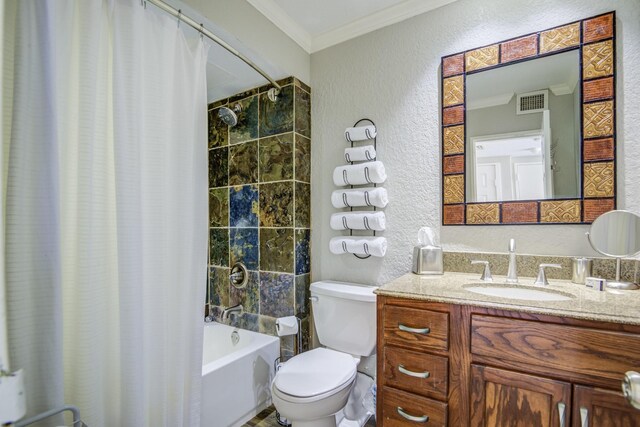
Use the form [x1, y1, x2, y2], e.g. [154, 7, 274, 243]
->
[573, 385, 640, 426]
[470, 365, 571, 427]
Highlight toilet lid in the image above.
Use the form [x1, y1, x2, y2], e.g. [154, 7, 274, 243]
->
[275, 348, 357, 398]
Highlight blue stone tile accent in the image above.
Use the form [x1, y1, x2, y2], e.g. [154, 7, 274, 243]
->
[230, 228, 259, 270]
[259, 272, 294, 318]
[295, 229, 311, 275]
[230, 270, 259, 314]
[230, 185, 258, 227]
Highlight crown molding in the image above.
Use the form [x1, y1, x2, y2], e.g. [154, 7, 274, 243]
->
[247, 0, 457, 54]
[467, 92, 515, 111]
[310, 0, 457, 53]
[246, 0, 312, 53]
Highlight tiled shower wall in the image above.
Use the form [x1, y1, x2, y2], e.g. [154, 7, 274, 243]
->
[206, 77, 311, 353]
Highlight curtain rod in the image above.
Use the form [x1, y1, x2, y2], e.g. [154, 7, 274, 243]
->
[145, 0, 282, 92]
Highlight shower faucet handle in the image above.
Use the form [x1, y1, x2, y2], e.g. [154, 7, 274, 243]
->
[471, 260, 492, 282]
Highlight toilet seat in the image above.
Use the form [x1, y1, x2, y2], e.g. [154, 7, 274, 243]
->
[274, 348, 358, 401]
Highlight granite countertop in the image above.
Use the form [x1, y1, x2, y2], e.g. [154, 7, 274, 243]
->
[376, 272, 640, 325]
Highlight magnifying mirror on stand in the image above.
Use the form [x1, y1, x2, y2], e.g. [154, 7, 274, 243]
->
[586, 210, 640, 290]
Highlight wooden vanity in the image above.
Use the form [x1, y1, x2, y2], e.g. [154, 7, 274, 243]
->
[376, 274, 640, 426]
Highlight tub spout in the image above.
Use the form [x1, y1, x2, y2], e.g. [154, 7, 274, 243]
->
[221, 304, 243, 322]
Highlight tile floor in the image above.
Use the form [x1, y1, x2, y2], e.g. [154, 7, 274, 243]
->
[243, 406, 376, 427]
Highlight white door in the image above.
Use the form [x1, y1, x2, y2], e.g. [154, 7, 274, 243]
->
[476, 163, 502, 202]
[514, 162, 545, 200]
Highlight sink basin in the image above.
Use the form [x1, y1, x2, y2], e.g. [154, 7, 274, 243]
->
[464, 284, 573, 302]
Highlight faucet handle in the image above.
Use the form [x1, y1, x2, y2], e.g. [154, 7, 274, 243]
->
[471, 260, 493, 282]
[534, 263, 562, 286]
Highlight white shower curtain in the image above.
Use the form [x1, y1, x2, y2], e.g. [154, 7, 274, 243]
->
[3, 1, 208, 425]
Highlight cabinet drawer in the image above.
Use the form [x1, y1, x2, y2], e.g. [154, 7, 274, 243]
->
[381, 386, 447, 427]
[384, 306, 449, 352]
[471, 315, 640, 382]
[383, 346, 448, 400]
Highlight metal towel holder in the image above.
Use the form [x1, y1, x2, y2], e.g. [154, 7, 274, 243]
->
[347, 118, 378, 260]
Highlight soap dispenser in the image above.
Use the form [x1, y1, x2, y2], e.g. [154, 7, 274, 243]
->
[412, 227, 443, 275]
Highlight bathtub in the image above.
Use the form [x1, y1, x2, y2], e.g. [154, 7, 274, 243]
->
[200, 321, 280, 427]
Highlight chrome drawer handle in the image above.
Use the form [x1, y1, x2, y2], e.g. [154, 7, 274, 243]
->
[398, 324, 431, 334]
[580, 407, 588, 427]
[399, 364, 430, 379]
[623, 371, 640, 409]
[558, 402, 566, 427]
[397, 407, 429, 423]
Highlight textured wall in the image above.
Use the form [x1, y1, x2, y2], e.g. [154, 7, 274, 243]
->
[310, 0, 640, 286]
[207, 77, 312, 353]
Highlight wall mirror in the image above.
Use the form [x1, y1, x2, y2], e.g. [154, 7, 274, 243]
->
[441, 12, 616, 225]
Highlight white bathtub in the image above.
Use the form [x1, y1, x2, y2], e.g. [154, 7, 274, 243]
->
[200, 322, 280, 427]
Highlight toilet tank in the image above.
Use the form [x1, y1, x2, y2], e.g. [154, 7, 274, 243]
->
[311, 281, 378, 356]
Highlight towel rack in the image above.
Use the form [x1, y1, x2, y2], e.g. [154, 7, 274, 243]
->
[348, 118, 377, 260]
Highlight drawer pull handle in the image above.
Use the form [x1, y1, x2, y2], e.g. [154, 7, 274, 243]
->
[580, 407, 588, 427]
[398, 324, 430, 335]
[399, 364, 430, 379]
[623, 371, 640, 409]
[558, 402, 566, 427]
[397, 407, 429, 423]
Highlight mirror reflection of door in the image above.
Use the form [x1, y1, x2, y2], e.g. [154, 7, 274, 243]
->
[475, 163, 502, 202]
[514, 162, 544, 200]
[471, 131, 549, 202]
[466, 50, 580, 203]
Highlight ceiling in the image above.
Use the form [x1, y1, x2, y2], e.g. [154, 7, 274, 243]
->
[247, 0, 458, 53]
[167, 0, 458, 101]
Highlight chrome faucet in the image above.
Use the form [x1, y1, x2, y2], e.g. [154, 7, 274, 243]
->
[221, 304, 243, 322]
[506, 238, 518, 284]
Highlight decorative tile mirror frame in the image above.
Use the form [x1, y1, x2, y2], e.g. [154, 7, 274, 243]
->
[441, 12, 616, 225]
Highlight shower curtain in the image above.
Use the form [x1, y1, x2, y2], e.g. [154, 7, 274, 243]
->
[3, 1, 208, 425]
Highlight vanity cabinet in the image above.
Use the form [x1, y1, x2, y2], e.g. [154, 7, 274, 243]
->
[470, 365, 570, 426]
[376, 295, 640, 426]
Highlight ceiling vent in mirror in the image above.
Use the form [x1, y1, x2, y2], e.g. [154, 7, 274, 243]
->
[516, 90, 548, 115]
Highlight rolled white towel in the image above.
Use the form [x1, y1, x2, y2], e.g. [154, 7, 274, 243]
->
[344, 145, 376, 162]
[331, 187, 388, 208]
[333, 161, 386, 186]
[329, 237, 351, 255]
[345, 125, 377, 142]
[329, 236, 387, 257]
[330, 211, 386, 231]
[351, 237, 387, 257]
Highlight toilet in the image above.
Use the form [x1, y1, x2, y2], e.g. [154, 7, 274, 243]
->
[271, 280, 377, 427]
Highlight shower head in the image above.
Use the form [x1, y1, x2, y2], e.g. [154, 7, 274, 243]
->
[218, 103, 243, 127]
[218, 106, 238, 127]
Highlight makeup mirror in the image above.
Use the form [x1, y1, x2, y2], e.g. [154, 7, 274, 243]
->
[586, 210, 640, 290]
